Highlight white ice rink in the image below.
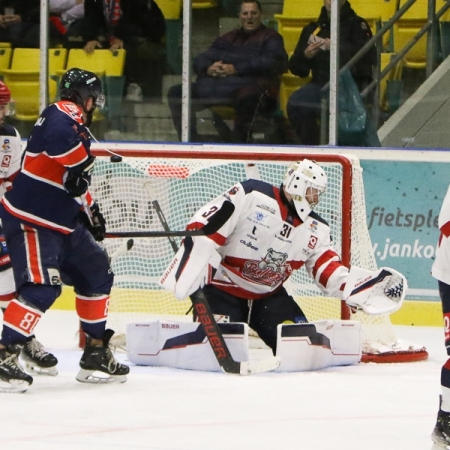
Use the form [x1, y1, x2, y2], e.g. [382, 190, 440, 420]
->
[2, 309, 446, 450]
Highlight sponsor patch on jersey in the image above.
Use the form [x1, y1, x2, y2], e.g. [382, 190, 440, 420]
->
[308, 235, 318, 249]
[2, 139, 10, 151]
[309, 220, 318, 232]
[240, 239, 258, 251]
[1, 154, 11, 167]
[227, 186, 239, 196]
[257, 204, 276, 214]
[254, 211, 266, 222]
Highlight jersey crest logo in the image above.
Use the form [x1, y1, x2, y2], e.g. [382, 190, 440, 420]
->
[227, 186, 239, 196]
[242, 248, 292, 287]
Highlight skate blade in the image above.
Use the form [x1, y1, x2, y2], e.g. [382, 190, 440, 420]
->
[23, 361, 58, 377]
[0, 378, 31, 393]
[431, 436, 450, 449]
[76, 368, 127, 384]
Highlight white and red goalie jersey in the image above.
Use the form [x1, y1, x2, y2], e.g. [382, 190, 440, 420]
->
[432, 184, 450, 285]
[0, 123, 22, 196]
[160, 179, 349, 301]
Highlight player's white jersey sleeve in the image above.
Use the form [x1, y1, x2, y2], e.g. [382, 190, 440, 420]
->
[302, 223, 349, 298]
[432, 184, 450, 284]
[159, 183, 246, 300]
[0, 128, 22, 196]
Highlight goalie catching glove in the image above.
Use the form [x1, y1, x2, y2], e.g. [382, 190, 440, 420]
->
[78, 202, 106, 241]
[343, 266, 407, 315]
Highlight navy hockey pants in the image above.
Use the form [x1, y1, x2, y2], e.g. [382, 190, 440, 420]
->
[201, 284, 306, 354]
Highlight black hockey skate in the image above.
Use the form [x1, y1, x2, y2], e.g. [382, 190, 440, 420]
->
[432, 396, 450, 449]
[21, 336, 58, 376]
[0, 344, 33, 393]
[76, 329, 129, 384]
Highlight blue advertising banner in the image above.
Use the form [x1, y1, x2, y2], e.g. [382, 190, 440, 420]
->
[361, 160, 450, 300]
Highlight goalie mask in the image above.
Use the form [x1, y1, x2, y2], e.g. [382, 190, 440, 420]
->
[283, 159, 327, 221]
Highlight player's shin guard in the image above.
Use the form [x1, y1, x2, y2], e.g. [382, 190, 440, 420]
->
[76, 294, 110, 339]
[76, 329, 129, 384]
[1, 298, 43, 346]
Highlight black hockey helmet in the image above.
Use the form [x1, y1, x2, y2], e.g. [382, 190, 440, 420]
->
[59, 68, 105, 109]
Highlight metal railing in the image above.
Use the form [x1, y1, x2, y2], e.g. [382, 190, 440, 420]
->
[320, 0, 450, 145]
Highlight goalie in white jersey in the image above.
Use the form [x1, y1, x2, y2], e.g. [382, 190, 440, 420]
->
[431, 184, 450, 449]
[161, 159, 407, 353]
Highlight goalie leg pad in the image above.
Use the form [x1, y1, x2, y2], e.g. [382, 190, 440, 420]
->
[275, 320, 362, 372]
[126, 320, 249, 372]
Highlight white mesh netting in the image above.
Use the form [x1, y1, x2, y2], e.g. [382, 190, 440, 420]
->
[89, 150, 423, 359]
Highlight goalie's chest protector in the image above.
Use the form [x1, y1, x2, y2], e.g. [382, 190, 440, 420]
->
[215, 186, 329, 295]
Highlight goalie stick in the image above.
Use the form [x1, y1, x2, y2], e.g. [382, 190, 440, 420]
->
[144, 181, 280, 375]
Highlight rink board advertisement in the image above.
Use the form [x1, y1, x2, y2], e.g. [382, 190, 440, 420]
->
[361, 160, 449, 300]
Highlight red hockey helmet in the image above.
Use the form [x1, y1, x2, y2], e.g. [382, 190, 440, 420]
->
[0, 81, 10, 104]
[0, 81, 15, 116]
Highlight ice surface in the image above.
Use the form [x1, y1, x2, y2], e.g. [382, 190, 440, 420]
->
[2, 310, 445, 450]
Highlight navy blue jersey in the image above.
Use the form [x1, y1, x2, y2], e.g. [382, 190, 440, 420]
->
[1, 101, 94, 233]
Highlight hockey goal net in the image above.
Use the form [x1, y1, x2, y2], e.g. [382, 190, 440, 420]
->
[90, 147, 427, 363]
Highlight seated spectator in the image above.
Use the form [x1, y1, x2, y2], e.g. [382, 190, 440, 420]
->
[82, 0, 166, 102]
[0, 0, 69, 48]
[167, 0, 287, 143]
[0, 2, 21, 44]
[49, 0, 85, 49]
[286, 0, 375, 145]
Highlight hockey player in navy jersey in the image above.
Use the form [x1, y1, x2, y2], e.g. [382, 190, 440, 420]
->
[161, 159, 407, 354]
[0, 68, 129, 393]
[0, 81, 58, 377]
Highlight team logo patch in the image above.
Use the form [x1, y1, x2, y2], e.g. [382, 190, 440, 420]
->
[242, 248, 292, 287]
[1, 154, 10, 167]
[227, 186, 239, 195]
[308, 235, 318, 249]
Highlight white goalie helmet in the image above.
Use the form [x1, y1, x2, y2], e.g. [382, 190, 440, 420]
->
[283, 159, 327, 221]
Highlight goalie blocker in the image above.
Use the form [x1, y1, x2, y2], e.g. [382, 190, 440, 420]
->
[126, 319, 361, 372]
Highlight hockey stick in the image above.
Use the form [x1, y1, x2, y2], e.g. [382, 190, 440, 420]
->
[144, 181, 281, 375]
[105, 199, 235, 239]
[110, 238, 134, 263]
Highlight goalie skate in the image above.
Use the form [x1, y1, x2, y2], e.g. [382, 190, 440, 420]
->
[432, 408, 450, 449]
[76, 329, 129, 384]
[21, 336, 58, 376]
[0, 344, 33, 393]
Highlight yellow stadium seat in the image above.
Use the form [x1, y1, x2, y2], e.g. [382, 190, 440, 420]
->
[155, 0, 182, 18]
[0, 47, 12, 74]
[1, 48, 67, 121]
[63, 49, 125, 77]
[192, 0, 218, 8]
[279, 73, 312, 118]
[274, 0, 319, 56]
[393, 0, 430, 69]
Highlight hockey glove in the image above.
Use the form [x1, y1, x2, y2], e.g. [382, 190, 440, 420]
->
[79, 203, 106, 241]
[63, 156, 95, 198]
[343, 266, 407, 315]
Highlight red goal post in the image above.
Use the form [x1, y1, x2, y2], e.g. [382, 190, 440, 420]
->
[90, 147, 427, 363]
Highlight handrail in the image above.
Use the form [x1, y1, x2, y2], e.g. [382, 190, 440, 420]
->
[319, 0, 450, 144]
